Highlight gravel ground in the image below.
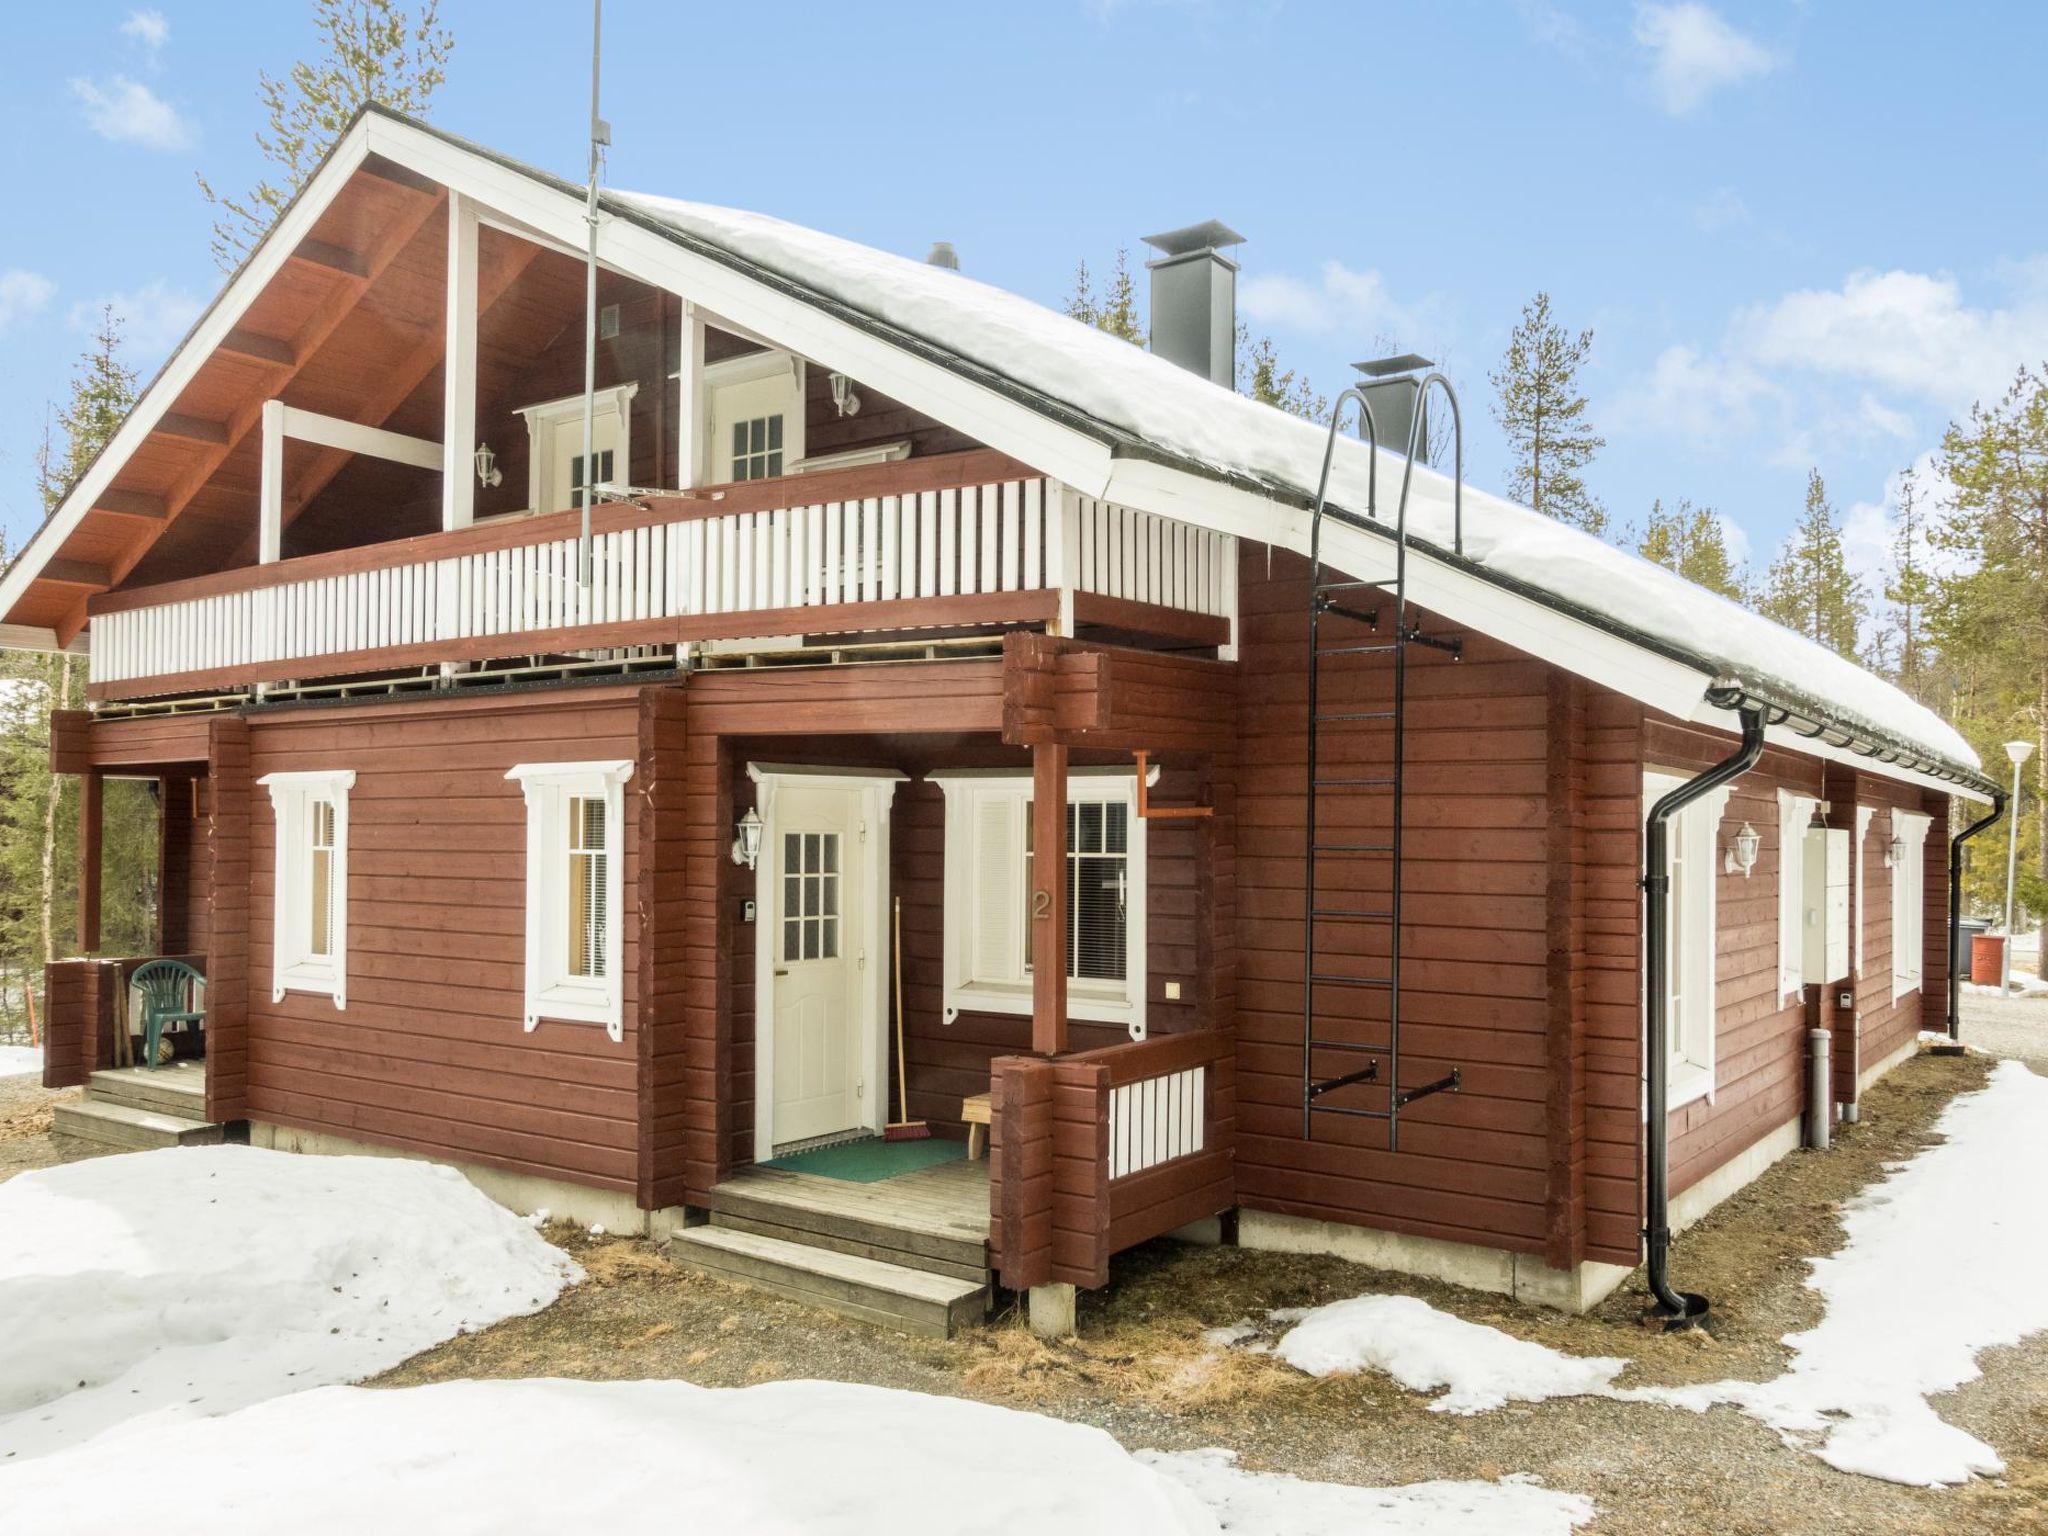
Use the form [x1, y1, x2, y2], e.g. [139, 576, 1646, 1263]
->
[375, 1040, 2046, 1536]
[1958, 985, 2048, 1071]
[0, 1073, 106, 1186]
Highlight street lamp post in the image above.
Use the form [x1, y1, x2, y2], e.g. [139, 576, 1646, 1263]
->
[2003, 739, 2035, 991]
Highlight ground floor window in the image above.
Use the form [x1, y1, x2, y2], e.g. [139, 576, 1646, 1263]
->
[258, 768, 354, 1008]
[1891, 808, 1932, 1001]
[507, 759, 634, 1039]
[1647, 771, 1730, 1107]
[933, 768, 1147, 1035]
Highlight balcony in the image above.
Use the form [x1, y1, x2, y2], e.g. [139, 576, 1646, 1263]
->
[86, 450, 1238, 701]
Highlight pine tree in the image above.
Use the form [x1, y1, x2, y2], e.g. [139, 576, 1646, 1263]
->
[1490, 291, 1607, 536]
[1882, 468, 1938, 702]
[1063, 248, 1145, 344]
[41, 307, 138, 506]
[1758, 468, 1868, 659]
[1236, 327, 1326, 422]
[1638, 497, 1746, 601]
[198, 0, 454, 271]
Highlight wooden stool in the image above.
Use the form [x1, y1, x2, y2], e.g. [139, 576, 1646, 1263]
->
[961, 1092, 992, 1160]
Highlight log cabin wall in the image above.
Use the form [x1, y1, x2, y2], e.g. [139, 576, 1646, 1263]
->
[1232, 543, 1575, 1262]
[235, 685, 646, 1193]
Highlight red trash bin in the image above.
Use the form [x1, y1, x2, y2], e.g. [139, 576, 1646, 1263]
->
[1972, 933, 2007, 986]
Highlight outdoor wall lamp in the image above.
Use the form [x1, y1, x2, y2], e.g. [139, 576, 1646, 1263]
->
[731, 807, 764, 869]
[473, 440, 502, 489]
[828, 371, 862, 418]
[1724, 822, 1760, 877]
[1886, 835, 1904, 869]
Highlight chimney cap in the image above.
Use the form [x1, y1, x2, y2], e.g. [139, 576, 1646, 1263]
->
[1353, 353, 1434, 379]
[1141, 219, 1246, 261]
[925, 240, 960, 270]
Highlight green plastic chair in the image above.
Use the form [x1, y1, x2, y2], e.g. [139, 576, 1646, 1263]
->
[131, 960, 205, 1071]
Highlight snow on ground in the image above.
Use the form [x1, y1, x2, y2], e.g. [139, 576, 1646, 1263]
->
[0, 1145, 580, 1463]
[1640, 1059, 2048, 1486]
[0, 1378, 1597, 1536]
[0, 1043, 41, 1077]
[1222, 1059, 2048, 1488]
[1266, 1294, 1625, 1414]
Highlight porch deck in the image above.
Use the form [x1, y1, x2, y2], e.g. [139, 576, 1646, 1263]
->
[711, 1156, 991, 1257]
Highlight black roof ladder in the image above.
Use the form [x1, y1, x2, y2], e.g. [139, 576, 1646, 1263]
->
[1300, 364, 1466, 1149]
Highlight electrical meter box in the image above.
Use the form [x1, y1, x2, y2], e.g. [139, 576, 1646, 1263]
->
[1802, 825, 1851, 984]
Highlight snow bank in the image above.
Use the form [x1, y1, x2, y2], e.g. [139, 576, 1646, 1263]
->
[0, 1379, 1595, 1536]
[1143, 1448, 1596, 1536]
[1268, 1294, 1626, 1413]
[1641, 1059, 2048, 1486]
[0, 1043, 42, 1078]
[616, 193, 1976, 776]
[0, 1145, 580, 1462]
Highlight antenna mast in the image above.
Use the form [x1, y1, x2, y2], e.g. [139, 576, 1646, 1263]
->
[578, 0, 609, 590]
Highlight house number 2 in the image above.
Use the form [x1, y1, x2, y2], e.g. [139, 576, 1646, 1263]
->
[1032, 888, 1052, 919]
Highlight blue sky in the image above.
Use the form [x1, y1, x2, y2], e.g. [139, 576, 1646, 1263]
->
[4, 0, 2046, 600]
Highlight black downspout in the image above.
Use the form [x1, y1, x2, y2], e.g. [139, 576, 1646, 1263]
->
[1643, 704, 1766, 1327]
[1948, 794, 2008, 1040]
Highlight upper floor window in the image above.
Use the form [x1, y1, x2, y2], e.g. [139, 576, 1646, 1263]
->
[507, 760, 634, 1040]
[705, 351, 804, 485]
[259, 769, 354, 1008]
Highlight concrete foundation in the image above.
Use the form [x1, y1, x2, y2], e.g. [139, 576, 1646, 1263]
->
[1236, 1208, 1631, 1313]
[248, 1120, 689, 1240]
[1668, 1115, 1802, 1237]
[1028, 1282, 1078, 1338]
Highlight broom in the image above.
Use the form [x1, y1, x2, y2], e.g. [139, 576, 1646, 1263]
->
[883, 895, 930, 1141]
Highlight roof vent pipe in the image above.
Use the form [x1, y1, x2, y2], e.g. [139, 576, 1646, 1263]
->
[1353, 354, 1434, 462]
[926, 241, 960, 270]
[1142, 219, 1245, 388]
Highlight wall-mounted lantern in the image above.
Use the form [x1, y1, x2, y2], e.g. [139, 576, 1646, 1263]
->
[1724, 821, 1761, 878]
[730, 806, 764, 869]
[474, 441, 503, 489]
[827, 372, 862, 418]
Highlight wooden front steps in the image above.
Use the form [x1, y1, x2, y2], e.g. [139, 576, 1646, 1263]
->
[667, 1160, 992, 1338]
[53, 1061, 223, 1150]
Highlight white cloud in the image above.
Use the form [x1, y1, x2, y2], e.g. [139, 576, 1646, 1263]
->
[1633, 3, 1780, 115]
[70, 75, 194, 151]
[120, 9, 169, 49]
[1712, 508, 1752, 568]
[1609, 342, 1781, 444]
[1840, 453, 1968, 592]
[0, 270, 57, 334]
[71, 279, 204, 360]
[1514, 0, 1595, 59]
[1690, 186, 1750, 232]
[1239, 260, 1447, 357]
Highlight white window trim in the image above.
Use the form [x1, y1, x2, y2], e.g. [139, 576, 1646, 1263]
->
[506, 759, 634, 1040]
[1777, 788, 1819, 1004]
[1892, 808, 1933, 1003]
[1855, 804, 1876, 978]
[1648, 771, 1729, 1110]
[259, 769, 354, 1009]
[704, 349, 805, 481]
[932, 766, 1152, 1039]
[516, 381, 639, 513]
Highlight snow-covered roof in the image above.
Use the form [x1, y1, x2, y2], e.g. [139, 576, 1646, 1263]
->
[616, 190, 1981, 784]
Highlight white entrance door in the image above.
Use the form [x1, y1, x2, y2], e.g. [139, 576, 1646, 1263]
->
[770, 785, 864, 1147]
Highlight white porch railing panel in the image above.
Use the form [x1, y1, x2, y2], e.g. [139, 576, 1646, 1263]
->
[1106, 1064, 1207, 1180]
[89, 475, 1240, 690]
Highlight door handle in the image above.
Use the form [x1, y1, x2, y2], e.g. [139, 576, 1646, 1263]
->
[774, 967, 790, 977]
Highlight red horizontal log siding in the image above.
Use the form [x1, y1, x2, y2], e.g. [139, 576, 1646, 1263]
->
[1231, 545, 1562, 1258]
[1852, 773, 1951, 1081]
[238, 688, 646, 1192]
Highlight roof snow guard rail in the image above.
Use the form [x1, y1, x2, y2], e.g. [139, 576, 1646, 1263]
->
[1703, 681, 1999, 799]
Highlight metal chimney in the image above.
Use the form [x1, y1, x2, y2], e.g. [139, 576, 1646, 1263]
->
[1142, 219, 1245, 387]
[926, 240, 960, 270]
[1352, 353, 1434, 459]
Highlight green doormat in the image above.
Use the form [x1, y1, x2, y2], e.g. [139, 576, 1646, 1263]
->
[763, 1136, 966, 1183]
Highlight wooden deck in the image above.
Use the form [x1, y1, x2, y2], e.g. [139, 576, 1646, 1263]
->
[712, 1157, 991, 1249]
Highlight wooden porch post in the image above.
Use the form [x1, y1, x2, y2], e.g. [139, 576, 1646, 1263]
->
[441, 190, 480, 533]
[77, 769, 103, 954]
[1031, 741, 1068, 1055]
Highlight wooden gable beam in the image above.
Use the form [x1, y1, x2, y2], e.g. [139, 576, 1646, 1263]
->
[42, 559, 112, 590]
[52, 185, 450, 644]
[234, 234, 545, 560]
[155, 413, 231, 445]
[91, 489, 168, 522]
[290, 238, 372, 278]
[219, 327, 298, 367]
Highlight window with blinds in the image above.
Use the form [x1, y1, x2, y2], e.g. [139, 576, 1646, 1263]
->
[935, 771, 1148, 1037]
[258, 768, 354, 1008]
[507, 760, 634, 1040]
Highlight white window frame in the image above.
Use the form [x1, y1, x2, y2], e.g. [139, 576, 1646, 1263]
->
[933, 766, 1151, 1038]
[1855, 804, 1876, 977]
[704, 350, 805, 483]
[1891, 808, 1932, 1002]
[1777, 788, 1819, 1004]
[516, 382, 638, 515]
[259, 769, 354, 1008]
[506, 759, 634, 1040]
[1648, 771, 1729, 1109]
